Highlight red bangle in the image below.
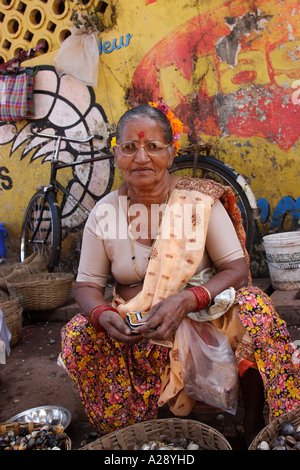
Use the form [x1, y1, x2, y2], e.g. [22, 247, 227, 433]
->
[89, 305, 119, 332]
[188, 286, 211, 312]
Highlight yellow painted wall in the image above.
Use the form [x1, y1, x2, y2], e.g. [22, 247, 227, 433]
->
[0, 0, 299, 271]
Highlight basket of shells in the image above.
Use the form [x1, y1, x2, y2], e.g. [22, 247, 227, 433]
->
[249, 407, 300, 450]
[0, 422, 71, 450]
[80, 417, 232, 450]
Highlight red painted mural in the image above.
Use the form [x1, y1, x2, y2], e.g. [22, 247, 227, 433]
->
[129, 0, 300, 150]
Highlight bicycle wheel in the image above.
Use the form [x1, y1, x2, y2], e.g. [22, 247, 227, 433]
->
[169, 154, 255, 254]
[20, 189, 62, 270]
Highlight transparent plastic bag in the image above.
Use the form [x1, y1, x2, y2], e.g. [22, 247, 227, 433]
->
[178, 318, 239, 414]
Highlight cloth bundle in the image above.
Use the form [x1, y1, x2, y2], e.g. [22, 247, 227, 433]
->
[55, 22, 99, 88]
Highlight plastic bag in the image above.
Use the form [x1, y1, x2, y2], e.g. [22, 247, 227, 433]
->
[178, 318, 239, 414]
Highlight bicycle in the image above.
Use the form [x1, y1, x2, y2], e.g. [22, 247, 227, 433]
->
[20, 126, 258, 270]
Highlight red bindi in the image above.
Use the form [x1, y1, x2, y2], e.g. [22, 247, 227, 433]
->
[138, 131, 145, 138]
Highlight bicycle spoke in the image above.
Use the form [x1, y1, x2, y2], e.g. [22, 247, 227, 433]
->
[20, 191, 59, 267]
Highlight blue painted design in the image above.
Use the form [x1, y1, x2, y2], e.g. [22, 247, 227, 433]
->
[99, 34, 133, 55]
[270, 196, 300, 231]
[257, 196, 300, 231]
[257, 198, 270, 224]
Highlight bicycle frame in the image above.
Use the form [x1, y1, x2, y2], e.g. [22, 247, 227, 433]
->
[30, 125, 114, 218]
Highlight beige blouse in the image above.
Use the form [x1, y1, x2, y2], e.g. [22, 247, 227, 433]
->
[76, 189, 244, 288]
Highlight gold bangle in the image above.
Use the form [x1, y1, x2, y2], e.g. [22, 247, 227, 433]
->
[201, 285, 212, 307]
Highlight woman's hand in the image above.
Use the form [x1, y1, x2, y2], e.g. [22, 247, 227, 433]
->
[133, 291, 196, 342]
[73, 281, 143, 344]
[99, 310, 144, 344]
[133, 258, 249, 343]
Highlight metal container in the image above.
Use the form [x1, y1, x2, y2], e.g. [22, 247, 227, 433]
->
[8, 405, 71, 428]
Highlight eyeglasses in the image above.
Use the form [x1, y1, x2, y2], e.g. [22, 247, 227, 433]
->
[117, 141, 171, 157]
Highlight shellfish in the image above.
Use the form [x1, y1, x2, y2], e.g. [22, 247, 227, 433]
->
[132, 435, 202, 450]
[257, 420, 300, 451]
[0, 424, 70, 450]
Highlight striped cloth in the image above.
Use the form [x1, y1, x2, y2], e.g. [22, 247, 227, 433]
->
[0, 68, 34, 121]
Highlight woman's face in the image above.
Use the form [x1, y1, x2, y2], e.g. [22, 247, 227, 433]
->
[113, 116, 176, 189]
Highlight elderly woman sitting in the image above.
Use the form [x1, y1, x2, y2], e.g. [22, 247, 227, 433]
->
[60, 103, 300, 447]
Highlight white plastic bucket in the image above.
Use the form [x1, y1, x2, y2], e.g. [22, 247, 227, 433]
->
[263, 231, 300, 290]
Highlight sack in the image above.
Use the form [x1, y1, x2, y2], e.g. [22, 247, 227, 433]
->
[55, 24, 99, 88]
[178, 318, 239, 414]
[0, 68, 35, 121]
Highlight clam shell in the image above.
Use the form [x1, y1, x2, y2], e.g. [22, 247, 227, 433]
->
[257, 440, 270, 450]
[186, 441, 200, 450]
[280, 420, 295, 436]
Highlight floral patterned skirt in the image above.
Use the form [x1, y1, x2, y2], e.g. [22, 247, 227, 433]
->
[236, 286, 300, 417]
[60, 316, 169, 435]
[60, 286, 300, 436]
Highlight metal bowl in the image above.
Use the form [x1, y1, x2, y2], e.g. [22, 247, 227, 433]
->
[8, 406, 71, 428]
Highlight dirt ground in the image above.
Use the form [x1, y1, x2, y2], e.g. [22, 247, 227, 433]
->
[0, 319, 95, 449]
[1, 284, 300, 451]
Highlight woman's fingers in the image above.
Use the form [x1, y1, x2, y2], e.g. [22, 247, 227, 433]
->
[135, 294, 189, 340]
[100, 311, 143, 343]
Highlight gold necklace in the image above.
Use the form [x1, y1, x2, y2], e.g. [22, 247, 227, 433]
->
[127, 192, 169, 282]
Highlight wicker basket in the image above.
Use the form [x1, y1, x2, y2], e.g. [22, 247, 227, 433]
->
[0, 297, 22, 346]
[249, 407, 300, 450]
[0, 421, 71, 450]
[80, 418, 232, 450]
[0, 289, 10, 301]
[6, 272, 74, 311]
